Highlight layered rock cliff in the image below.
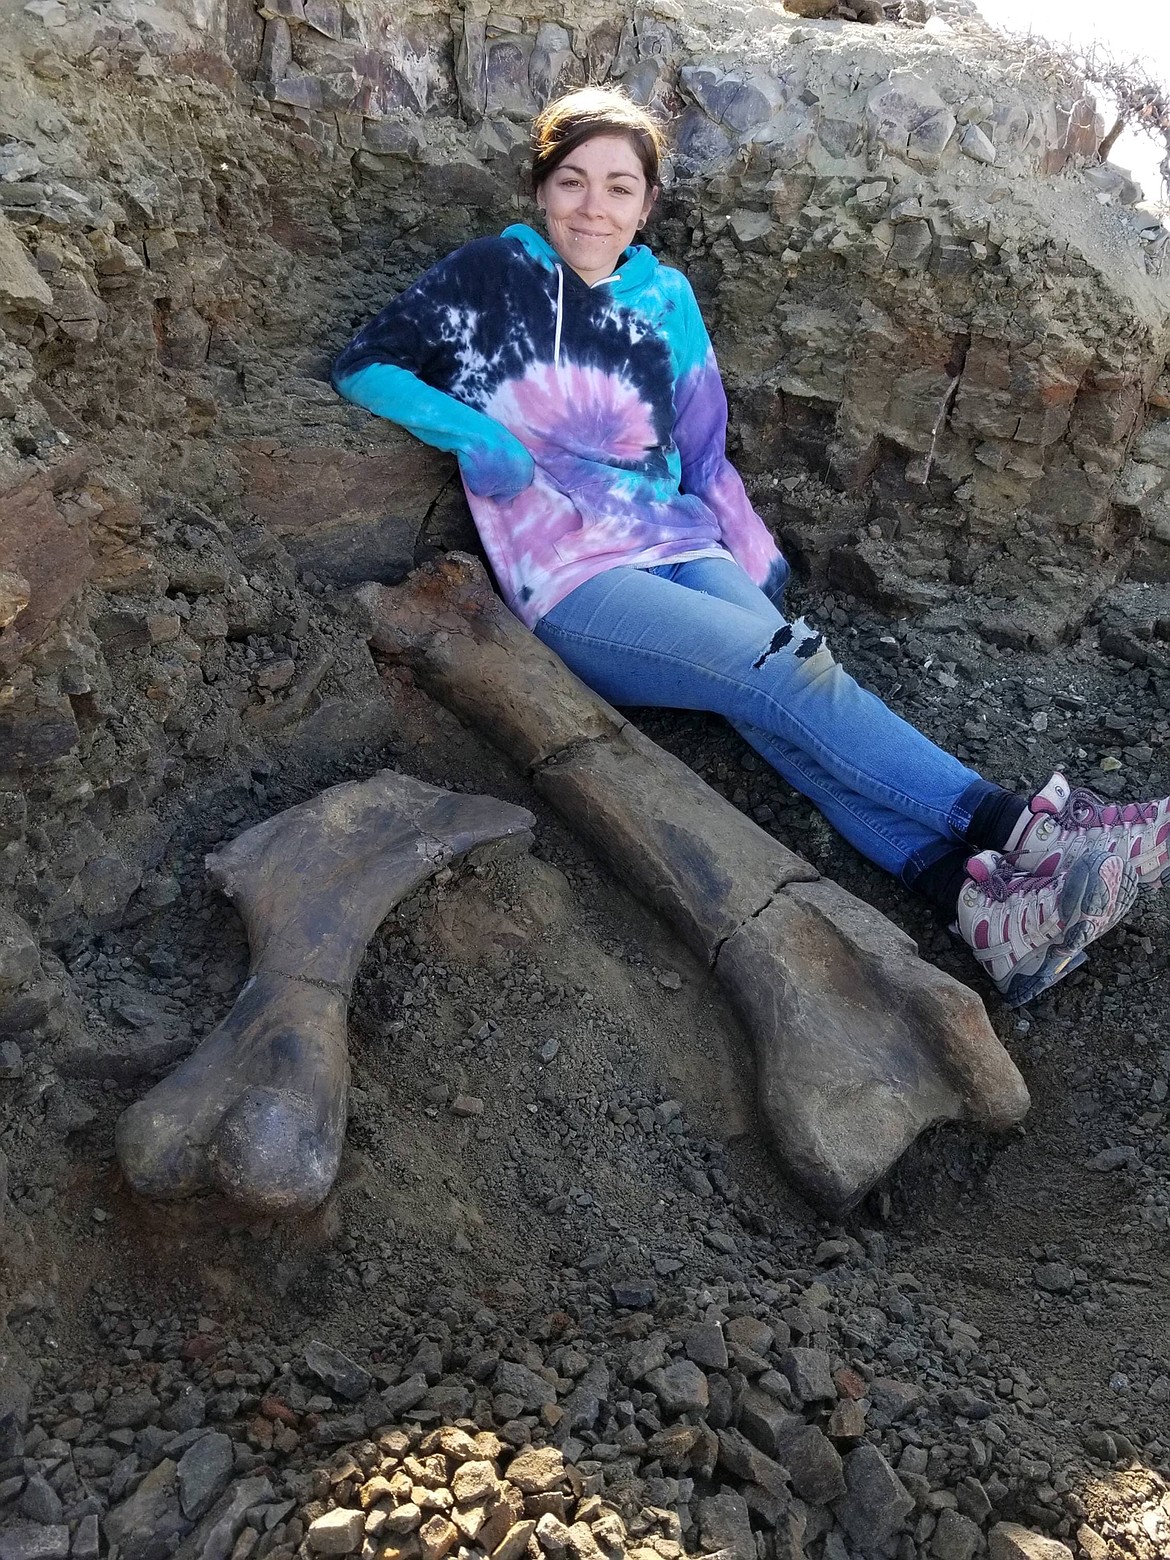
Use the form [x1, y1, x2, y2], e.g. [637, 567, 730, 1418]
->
[1, 0, 1170, 1400]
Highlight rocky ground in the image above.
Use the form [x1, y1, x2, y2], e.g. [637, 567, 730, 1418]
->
[3, 4, 1170, 1558]
[3, 544, 1170, 1560]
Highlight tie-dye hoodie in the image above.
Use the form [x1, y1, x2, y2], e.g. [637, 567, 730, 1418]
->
[332, 223, 787, 628]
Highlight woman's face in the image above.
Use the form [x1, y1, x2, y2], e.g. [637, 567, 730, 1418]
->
[536, 133, 658, 286]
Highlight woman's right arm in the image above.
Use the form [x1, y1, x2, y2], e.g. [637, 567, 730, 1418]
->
[331, 244, 534, 501]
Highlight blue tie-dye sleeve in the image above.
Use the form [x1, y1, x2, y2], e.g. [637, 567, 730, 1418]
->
[672, 283, 789, 602]
[331, 245, 535, 501]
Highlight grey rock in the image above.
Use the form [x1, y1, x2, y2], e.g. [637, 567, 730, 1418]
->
[104, 1390, 161, 1430]
[421, 1378, 472, 1419]
[172, 1475, 273, 1560]
[738, 1386, 802, 1457]
[684, 1322, 728, 1370]
[1033, 1262, 1074, 1294]
[103, 1459, 189, 1560]
[559, 1361, 608, 1432]
[72, 1515, 99, 1560]
[610, 1278, 655, 1308]
[0, 911, 40, 991]
[645, 1360, 709, 1415]
[931, 1508, 982, 1560]
[956, 1476, 993, 1524]
[674, 107, 735, 174]
[697, 1489, 754, 1560]
[177, 1433, 233, 1521]
[0, 1527, 69, 1560]
[302, 1341, 372, 1402]
[408, 1339, 443, 1382]
[960, 123, 997, 165]
[834, 1443, 913, 1548]
[715, 1427, 788, 1495]
[867, 1376, 925, 1426]
[726, 1316, 774, 1354]
[379, 1374, 428, 1416]
[494, 1360, 556, 1410]
[777, 1347, 835, 1403]
[18, 1475, 62, 1524]
[771, 1422, 845, 1504]
[626, 1334, 668, 1381]
[1091, 1146, 1138, 1171]
[162, 1388, 207, 1433]
[0, 1041, 22, 1078]
[315, 1414, 367, 1445]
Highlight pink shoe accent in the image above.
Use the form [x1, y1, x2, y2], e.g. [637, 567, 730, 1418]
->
[1010, 771, 1170, 890]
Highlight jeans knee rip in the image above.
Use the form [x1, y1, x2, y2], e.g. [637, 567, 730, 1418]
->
[751, 617, 829, 672]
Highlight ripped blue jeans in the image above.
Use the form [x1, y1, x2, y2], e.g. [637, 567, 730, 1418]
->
[534, 555, 1000, 883]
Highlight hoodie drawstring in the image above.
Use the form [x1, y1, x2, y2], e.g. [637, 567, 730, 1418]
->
[553, 264, 563, 369]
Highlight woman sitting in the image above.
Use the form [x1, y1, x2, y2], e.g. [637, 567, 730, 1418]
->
[333, 86, 1169, 1007]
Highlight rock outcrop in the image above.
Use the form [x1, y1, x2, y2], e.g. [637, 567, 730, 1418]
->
[0, 0, 1168, 958]
[1, 0, 1169, 1437]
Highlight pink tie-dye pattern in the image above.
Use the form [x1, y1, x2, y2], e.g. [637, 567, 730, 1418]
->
[488, 361, 658, 467]
[469, 467, 725, 627]
[470, 359, 730, 625]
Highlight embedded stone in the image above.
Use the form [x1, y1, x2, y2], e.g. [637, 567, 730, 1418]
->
[177, 1432, 233, 1520]
[960, 123, 997, 164]
[103, 1459, 187, 1560]
[0, 1526, 69, 1560]
[451, 1461, 498, 1506]
[418, 1516, 459, 1560]
[302, 1341, 372, 1401]
[989, 1525, 1074, 1560]
[931, 1508, 982, 1560]
[0, 214, 53, 311]
[493, 1361, 556, 1410]
[307, 1510, 365, 1556]
[504, 1445, 566, 1494]
[778, 1347, 835, 1403]
[491, 1521, 536, 1560]
[645, 1360, 709, 1415]
[834, 1443, 914, 1548]
[771, 1422, 845, 1504]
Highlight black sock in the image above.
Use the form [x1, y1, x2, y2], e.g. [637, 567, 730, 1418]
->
[910, 847, 974, 918]
[968, 789, 1029, 853]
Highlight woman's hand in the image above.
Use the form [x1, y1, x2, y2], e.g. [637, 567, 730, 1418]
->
[459, 439, 535, 500]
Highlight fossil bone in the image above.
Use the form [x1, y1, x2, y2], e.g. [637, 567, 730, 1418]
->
[359, 555, 1030, 1212]
[116, 769, 534, 1214]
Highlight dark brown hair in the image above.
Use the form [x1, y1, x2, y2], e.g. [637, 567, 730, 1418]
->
[530, 87, 665, 194]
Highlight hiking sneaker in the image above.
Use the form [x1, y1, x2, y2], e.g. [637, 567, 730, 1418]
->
[956, 847, 1139, 1007]
[1007, 771, 1170, 890]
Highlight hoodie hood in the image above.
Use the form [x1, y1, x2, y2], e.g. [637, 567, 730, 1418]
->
[502, 222, 659, 303]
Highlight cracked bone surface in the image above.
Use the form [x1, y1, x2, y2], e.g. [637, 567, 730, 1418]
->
[116, 770, 535, 1214]
[360, 555, 1030, 1212]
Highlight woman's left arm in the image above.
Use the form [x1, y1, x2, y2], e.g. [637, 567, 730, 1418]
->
[672, 284, 789, 602]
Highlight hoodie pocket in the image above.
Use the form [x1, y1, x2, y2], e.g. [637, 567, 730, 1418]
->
[550, 490, 633, 566]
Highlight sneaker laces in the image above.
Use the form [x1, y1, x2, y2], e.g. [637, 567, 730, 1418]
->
[968, 855, 1057, 904]
[1064, 786, 1161, 830]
